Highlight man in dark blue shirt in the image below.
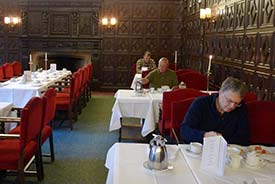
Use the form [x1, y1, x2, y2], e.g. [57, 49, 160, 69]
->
[180, 77, 249, 146]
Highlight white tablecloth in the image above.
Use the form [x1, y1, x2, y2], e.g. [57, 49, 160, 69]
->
[109, 89, 162, 136]
[0, 70, 71, 108]
[0, 102, 15, 132]
[180, 145, 275, 184]
[105, 143, 197, 184]
[130, 74, 142, 89]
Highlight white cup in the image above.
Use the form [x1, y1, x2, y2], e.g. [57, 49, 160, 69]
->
[190, 142, 202, 154]
[246, 151, 260, 166]
[229, 154, 242, 169]
[150, 87, 154, 93]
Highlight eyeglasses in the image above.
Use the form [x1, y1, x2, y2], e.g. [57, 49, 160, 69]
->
[223, 94, 242, 107]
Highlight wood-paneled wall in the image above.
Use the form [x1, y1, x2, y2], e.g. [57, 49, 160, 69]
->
[100, 0, 183, 90]
[184, 0, 275, 101]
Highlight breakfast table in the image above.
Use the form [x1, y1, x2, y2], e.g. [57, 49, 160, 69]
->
[0, 70, 71, 108]
[105, 143, 275, 184]
[109, 89, 162, 137]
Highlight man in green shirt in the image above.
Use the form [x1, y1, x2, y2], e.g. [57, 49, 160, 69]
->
[141, 57, 178, 89]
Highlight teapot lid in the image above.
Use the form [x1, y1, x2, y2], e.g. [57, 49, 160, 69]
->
[150, 134, 167, 147]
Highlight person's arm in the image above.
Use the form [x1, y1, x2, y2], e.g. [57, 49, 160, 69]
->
[136, 60, 142, 74]
[151, 59, 156, 70]
[180, 99, 206, 143]
[171, 72, 179, 88]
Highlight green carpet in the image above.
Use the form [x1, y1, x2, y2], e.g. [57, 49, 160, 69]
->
[0, 94, 118, 184]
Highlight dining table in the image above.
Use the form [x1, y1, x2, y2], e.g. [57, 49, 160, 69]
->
[109, 89, 162, 137]
[105, 143, 275, 184]
[0, 70, 71, 108]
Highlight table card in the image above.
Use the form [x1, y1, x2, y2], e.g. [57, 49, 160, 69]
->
[200, 135, 227, 176]
[50, 63, 57, 71]
[24, 71, 32, 82]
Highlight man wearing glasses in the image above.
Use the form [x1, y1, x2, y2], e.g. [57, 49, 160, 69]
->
[180, 77, 249, 146]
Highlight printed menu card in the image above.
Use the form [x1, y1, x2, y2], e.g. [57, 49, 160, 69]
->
[50, 64, 57, 71]
[24, 71, 32, 82]
[200, 135, 227, 176]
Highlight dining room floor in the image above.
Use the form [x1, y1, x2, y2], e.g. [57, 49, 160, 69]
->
[0, 92, 118, 184]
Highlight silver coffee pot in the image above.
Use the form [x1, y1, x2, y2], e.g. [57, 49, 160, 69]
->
[135, 78, 143, 94]
[148, 134, 168, 170]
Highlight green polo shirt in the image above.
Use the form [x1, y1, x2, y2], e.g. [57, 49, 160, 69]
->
[146, 69, 178, 89]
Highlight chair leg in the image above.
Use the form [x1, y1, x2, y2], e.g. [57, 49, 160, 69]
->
[49, 133, 55, 162]
[35, 150, 44, 181]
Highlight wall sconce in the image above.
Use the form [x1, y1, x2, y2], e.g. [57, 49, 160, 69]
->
[200, 8, 212, 20]
[4, 16, 21, 27]
[101, 17, 117, 28]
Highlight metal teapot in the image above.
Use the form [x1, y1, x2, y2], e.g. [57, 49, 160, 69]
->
[148, 134, 168, 170]
[135, 78, 143, 94]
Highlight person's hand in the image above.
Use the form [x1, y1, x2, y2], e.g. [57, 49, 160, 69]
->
[204, 131, 221, 137]
[141, 78, 149, 84]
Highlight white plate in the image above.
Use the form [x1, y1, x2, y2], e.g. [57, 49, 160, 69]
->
[244, 160, 266, 169]
[184, 148, 201, 158]
[143, 161, 173, 172]
[247, 145, 272, 155]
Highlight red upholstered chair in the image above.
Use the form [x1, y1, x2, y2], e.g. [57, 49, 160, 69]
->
[9, 89, 57, 162]
[177, 72, 207, 90]
[168, 63, 178, 71]
[0, 66, 7, 82]
[175, 69, 195, 76]
[55, 72, 79, 130]
[243, 92, 257, 102]
[3, 63, 14, 79]
[132, 63, 137, 75]
[0, 97, 44, 183]
[171, 97, 196, 143]
[159, 88, 208, 136]
[247, 100, 275, 144]
[12, 61, 22, 76]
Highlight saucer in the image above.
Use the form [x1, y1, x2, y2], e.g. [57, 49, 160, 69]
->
[244, 160, 265, 169]
[184, 148, 201, 158]
[143, 161, 173, 172]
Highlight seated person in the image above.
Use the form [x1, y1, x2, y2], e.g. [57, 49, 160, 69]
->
[180, 77, 249, 146]
[141, 57, 178, 89]
[136, 51, 156, 74]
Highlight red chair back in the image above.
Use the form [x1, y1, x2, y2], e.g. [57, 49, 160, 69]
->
[168, 63, 177, 71]
[243, 92, 257, 102]
[0, 66, 5, 80]
[20, 97, 43, 147]
[177, 72, 207, 90]
[12, 61, 22, 76]
[175, 69, 195, 76]
[132, 63, 137, 74]
[43, 88, 57, 126]
[3, 63, 14, 79]
[159, 88, 208, 133]
[247, 100, 275, 144]
[171, 97, 196, 141]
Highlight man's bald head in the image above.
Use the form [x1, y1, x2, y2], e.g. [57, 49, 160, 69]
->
[158, 57, 169, 73]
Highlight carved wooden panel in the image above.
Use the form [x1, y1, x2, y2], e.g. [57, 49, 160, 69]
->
[231, 34, 243, 63]
[257, 33, 273, 70]
[226, 3, 235, 30]
[243, 33, 257, 66]
[246, 0, 259, 29]
[259, 0, 274, 28]
[145, 21, 158, 36]
[132, 21, 144, 35]
[118, 21, 130, 35]
[29, 12, 42, 35]
[235, 1, 245, 30]
[50, 14, 70, 35]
